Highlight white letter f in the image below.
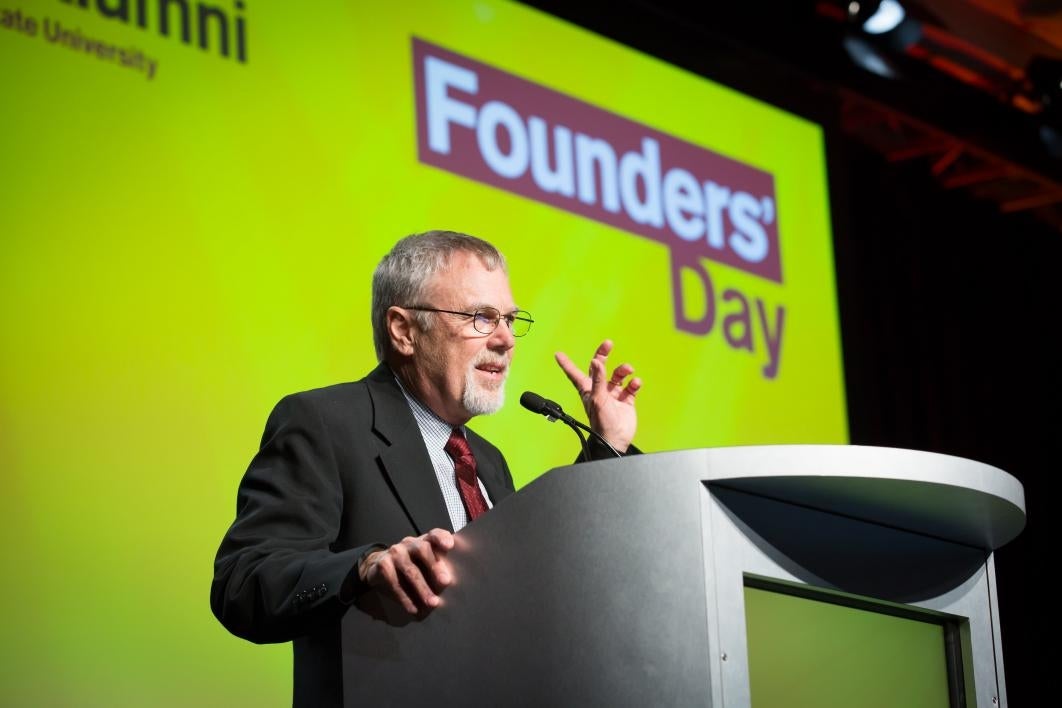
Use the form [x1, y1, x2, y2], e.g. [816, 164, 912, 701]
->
[425, 56, 477, 155]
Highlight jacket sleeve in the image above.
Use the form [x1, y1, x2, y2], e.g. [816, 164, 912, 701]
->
[210, 393, 376, 644]
[576, 437, 643, 463]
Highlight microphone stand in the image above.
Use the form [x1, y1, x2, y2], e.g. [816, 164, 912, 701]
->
[520, 391, 622, 459]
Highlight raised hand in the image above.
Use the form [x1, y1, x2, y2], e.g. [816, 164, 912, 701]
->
[555, 340, 641, 452]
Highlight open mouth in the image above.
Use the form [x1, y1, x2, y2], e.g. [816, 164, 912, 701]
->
[475, 363, 508, 378]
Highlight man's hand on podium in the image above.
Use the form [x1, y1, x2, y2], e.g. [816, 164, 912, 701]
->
[358, 528, 455, 616]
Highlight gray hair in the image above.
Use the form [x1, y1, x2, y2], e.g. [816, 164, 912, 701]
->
[371, 230, 507, 361]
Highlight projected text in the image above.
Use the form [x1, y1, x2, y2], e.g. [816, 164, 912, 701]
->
[414, 38, 788, 379]
[414, 38, 780, 282]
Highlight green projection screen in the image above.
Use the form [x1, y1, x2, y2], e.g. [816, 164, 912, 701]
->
[1, 1, 845, 704]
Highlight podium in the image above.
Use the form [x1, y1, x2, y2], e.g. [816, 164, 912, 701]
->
[341, 446, 1025, 707]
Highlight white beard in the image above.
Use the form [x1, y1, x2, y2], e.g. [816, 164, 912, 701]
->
[462, 353, 508, 416]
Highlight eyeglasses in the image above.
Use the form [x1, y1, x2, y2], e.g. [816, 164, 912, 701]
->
[403, 305, 534, 337]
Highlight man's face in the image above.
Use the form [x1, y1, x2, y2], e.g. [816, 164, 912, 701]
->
[410, 251, 517, 425]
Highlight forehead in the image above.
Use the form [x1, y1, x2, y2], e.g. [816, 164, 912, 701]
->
[427, 251, 514, 308]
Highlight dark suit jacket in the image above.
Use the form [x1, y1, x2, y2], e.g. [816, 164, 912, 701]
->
[210, 364, 516, 707]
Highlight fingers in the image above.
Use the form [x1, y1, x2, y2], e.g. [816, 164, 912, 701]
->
[424, 528, 455, 553]
[408, 533, 453, 589]
[376, 552, 423, 615]
[607, 363, 635, 387]
[617, 376, 642, 404]
[555, 351, 589, 394]
[594, 358, 639, 405]
[589, 355, 605, 396]
[558, 341, 636, 401]
[423, 528, 455, 586]
[591, 339, 614, 363]
[360, 530, 455, 615]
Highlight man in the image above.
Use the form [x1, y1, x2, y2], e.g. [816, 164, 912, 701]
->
[211, 231, 641, 706]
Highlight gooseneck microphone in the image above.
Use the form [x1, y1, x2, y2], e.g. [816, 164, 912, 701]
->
[519, 391, 567, 421]
[520, 391, 622, 458]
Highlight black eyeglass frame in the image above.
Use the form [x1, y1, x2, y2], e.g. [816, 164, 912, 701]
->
[402, 305, 534, 337]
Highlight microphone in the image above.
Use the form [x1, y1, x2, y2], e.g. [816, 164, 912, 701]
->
[519, 391, 566, 421]
[520, 391, 622, 458]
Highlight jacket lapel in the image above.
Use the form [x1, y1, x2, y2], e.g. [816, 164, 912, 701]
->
[365, 365, 455, 534]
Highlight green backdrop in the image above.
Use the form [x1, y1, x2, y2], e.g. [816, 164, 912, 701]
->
[1, 1, 846, 704]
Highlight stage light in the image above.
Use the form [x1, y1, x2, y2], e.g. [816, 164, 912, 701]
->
[843, 36, 898, 78]
[862, 0, 905, 35]
[843, 0, 920, 65]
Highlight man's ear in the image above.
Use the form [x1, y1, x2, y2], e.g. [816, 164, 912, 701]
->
[386, 306, 416, 356]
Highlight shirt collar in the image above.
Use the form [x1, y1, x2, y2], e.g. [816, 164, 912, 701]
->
[393, 372, 465, 440]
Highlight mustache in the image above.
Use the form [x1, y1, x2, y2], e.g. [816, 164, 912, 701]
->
[470, 351, 510, 373]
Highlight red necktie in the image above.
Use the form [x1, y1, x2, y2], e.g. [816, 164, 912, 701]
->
[445, 429, 489, 522]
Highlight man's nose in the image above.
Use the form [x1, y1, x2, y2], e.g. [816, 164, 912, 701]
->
[489, 320, 516, 350]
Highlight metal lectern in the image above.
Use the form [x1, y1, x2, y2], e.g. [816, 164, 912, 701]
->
[341, 446, 1025, 707]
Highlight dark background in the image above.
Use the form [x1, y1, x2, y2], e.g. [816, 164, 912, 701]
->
[527, 2, 1053, 704]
